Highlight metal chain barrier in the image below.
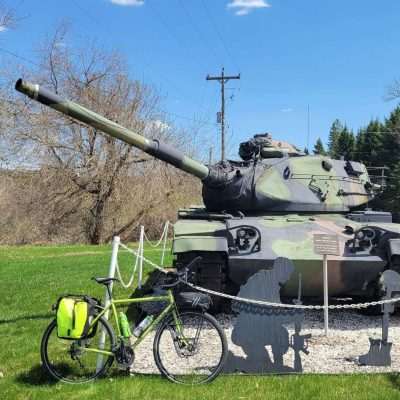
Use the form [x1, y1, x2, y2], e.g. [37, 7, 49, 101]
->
[118, 240, 400, 310]
[118, 241, 169, 274]
[142, 221, 170, 266]
[115, 238, 142, 289]
[114, 222, 170, 289]
[184, 281, 400, 310]
[143, 221, 169, 248]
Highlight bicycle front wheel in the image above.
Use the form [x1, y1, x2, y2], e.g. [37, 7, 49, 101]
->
[153, 311, 227, 384]
[40, 316, 116, 383]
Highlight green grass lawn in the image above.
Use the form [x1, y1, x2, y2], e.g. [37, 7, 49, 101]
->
[1, 243, 400, 399]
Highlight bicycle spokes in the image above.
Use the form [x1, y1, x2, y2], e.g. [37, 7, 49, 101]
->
[41, 318, 115, 383]
[154, 312, 227, 384]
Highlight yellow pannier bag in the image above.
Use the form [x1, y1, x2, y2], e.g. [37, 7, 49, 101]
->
[56, 297, 90, 339]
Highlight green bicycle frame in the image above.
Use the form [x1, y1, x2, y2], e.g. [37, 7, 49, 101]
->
[79, 289, 183, 357]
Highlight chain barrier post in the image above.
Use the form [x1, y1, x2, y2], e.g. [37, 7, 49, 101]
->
[160, 221, 169, 266]
[138, 226, 144, 289]
[96, 235, 120, 372]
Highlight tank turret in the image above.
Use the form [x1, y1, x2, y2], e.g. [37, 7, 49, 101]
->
[203, 132, 376, 212]
[16, 79, 376, 215]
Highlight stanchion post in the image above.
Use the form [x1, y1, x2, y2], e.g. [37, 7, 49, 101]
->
[323, 254, 329, 336]
[138, 226, 144, 289]
[160, 221, 169, 266]
[96, 235, 120, 372]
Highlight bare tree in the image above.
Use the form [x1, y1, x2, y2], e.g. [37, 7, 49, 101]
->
[386, 79, 400, 101]
[4, 26, 200, 244]
[0, 2, 16, 32]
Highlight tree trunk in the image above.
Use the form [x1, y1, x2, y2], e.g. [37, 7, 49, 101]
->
[88, 197, 106, 244]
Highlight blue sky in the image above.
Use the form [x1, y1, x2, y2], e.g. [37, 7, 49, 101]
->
[1, 0, 400, 159]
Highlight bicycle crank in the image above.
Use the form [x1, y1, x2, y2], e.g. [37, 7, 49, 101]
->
[115, 341, 135, 369]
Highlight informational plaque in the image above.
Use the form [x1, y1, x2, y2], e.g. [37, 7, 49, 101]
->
[313, 234, 340, 256]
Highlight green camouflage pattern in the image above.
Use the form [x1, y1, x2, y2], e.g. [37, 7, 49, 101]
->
[174, 213, 400, 297]
[16, 79, 400, 302]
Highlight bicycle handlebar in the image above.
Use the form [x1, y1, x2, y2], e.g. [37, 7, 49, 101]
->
[160, 256, 202, 288]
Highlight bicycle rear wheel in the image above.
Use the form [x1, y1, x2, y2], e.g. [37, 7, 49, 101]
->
[40, 317, 116, 383]
[153, 311, 227, 384]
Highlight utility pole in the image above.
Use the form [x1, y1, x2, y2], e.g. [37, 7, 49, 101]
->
[307, 104, 310, 151]
[209, 146, 213, 166]
[206, 67, 240, 161]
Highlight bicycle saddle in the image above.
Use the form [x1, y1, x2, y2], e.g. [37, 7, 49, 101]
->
[92, 277, 120, 285]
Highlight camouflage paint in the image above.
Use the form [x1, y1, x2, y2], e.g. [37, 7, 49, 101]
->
[16, 80, 399, 302]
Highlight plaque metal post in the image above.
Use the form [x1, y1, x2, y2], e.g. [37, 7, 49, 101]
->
[313, 234, 339, 337]
[323, 254, 329, 336]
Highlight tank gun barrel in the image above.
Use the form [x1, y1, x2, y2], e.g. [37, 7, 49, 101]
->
[15, 79, 210, 180]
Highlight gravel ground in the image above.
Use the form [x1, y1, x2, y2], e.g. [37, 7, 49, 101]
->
[130, 310, 400, 375]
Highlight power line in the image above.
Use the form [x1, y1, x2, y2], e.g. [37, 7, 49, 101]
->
[69, 0, 207, 112]
[177, 0, 221, 67]
[146, 0, 210, 76]
[72, 0, 235, 132]
[0, 45, 218, 130]
[159, 109, 216, 127]
[0, 46, 41, 68]
[200, 0, 241, 73]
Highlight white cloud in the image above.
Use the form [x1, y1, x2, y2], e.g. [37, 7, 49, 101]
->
[281, 108, 293, 113]
[0, 26, 7, 32]
[146, 119, 170, 133]
[227, 0, 271, 16]
[110, 0, 144, 6]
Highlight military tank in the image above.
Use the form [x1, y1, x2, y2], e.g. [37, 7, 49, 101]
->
[16, 79, 400, 308]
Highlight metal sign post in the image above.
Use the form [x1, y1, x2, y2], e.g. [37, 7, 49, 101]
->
[323, 253, 329, 335]
[313, 234, 340, 336]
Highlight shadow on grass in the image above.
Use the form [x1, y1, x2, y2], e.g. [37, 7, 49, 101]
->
[16, 364, 57, 386]
[0, 313, 53, 325]
[17, 363, 163, 387]
[385, 373, 400, 390]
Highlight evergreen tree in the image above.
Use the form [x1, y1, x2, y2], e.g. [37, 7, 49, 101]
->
[353, 129, 365, 162]
[328, 119, 344, 158]
[313, 138, 326, 155]
[336, 126, 355, 160]
[303, 147, 309, 155]
[381, 106, 400, 168]
[328, 105, 400, 214]
[359, 119, 383, 166]
[380, 161, 400, 213]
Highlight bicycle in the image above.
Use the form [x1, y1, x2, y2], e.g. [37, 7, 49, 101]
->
[40, 258, 228, 385]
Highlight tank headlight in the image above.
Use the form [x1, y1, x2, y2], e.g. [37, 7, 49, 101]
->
[237, 229, 247, 238]
[356, 231, 365, 240]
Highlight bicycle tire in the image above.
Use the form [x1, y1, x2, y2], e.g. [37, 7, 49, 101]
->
[153, 311, 227, 384]
[40, 316, 116, 383]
